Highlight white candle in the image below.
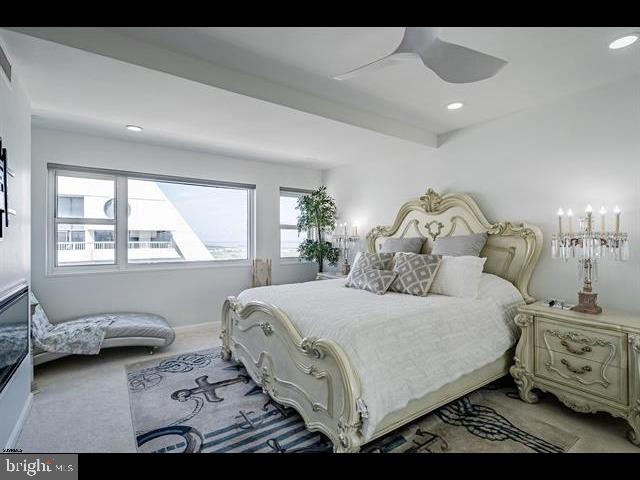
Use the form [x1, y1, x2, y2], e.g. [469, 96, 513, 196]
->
[557, 208, 564, 235]
[567, 209, 574, 235]
[585, 205, 593, 233]
[353, 223, 358, 236]
[614, 205, 621, 234]
[599, 206, 606, 234]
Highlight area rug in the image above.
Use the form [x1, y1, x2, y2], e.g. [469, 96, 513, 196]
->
[126, 348, 578, 453]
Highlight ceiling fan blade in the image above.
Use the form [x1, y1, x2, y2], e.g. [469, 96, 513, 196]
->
[333, 53, 419, 81]
[422, 38, 508, 84]
[395, 27, 439, 54]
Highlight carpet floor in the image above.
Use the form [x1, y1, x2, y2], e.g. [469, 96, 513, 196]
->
[16, 323, 639, 453]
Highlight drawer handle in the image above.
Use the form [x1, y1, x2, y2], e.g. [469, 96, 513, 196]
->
[560, 358, 592, 375]
[560, 340, 592, 355]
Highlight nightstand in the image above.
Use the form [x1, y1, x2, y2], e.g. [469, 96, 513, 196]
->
[315, 272, 347, 280]
[510, 301, 640, 446]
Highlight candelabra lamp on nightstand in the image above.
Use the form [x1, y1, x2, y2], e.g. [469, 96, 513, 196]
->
[552, 204, 629, 314]
[333, 222, 360, 275]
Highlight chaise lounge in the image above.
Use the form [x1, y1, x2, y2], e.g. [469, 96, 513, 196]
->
[30, 295, 175, 366]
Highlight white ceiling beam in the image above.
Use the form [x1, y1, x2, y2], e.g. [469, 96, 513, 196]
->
[7, 27, 438, 149]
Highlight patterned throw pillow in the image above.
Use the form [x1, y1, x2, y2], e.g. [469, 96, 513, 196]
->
[345, 268, 397, 295]
[389, 252, 442, 296]
[346, 251, 394, 284]
[350, 252, 395, 270]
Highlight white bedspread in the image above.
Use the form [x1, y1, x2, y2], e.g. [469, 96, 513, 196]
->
[237, 273, 524, 440]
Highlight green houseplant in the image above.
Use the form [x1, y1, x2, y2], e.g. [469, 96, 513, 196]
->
[296, 186, 341, 273]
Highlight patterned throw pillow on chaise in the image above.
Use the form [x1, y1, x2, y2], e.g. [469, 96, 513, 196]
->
[345, 268, 397, 295]
[389, 252, 442, 296]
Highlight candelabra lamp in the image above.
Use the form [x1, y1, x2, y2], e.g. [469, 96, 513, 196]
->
[551, 205, 629, 314]
[333, 222, 360, 275]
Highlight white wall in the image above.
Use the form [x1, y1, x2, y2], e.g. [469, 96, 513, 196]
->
[324, 76, 640, 313]
[32, 128, 322, 327]
[0, 61, 32, 446]
[0, 77, 30, 296]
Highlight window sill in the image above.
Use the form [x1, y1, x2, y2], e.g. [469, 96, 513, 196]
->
[279, 257, 315, 265]
[46, 259, 252, 277]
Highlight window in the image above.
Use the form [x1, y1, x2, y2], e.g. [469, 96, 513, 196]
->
[127, 178, 249, 263]
[279, 188, 309, 258]
[49, 165, 255, 272]
[53, 174, 116, 266]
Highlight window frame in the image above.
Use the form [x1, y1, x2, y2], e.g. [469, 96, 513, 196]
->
[47, 164, 255, 276]
[279, 188, 312, 260]
[50, 168, 118, 272]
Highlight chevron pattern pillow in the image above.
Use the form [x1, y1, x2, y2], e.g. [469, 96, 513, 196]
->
[389, 253, 442, 296]
[345, 267, 397, 295]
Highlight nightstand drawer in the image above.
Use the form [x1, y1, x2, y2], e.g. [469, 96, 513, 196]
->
[535, 318, 626, 368]
[535, 347, 628, 404]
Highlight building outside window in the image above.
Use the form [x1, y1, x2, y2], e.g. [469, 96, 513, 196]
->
[57, 195, 84, 218]
[49, 166, 255, 272]
[54, 174, 116, 265]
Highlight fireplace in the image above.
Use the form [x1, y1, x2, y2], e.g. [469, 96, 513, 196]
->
[0, 286, 28, 393]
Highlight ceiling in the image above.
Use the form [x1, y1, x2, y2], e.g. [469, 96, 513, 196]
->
[1, 27, 639, 169]
[108, 27, 640, 134]
[0, 29, 431, 169]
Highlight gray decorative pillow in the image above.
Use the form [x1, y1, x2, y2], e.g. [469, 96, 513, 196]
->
[389, 253, 442, 296]
[431, 233, 488, 257]
[345, 268, 397, 295]
[349, 252, 395, 271]
[379, 237, 425, 254]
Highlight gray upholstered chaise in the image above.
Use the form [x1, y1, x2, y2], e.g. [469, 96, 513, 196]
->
[32, 310, 176, 366]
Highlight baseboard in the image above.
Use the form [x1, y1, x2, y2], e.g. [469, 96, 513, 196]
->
[172, 321, 217, 334]
[4, 392, 32, 449]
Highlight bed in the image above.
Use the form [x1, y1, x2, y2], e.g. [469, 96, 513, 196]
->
[221, 188, 542, 452]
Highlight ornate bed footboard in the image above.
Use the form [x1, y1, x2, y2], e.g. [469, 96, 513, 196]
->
[221, 296, 368, 452]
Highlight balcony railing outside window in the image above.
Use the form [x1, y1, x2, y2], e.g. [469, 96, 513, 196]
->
[57, 241, 87, 251]
[128, 241, 173, 249]
[57, 241, 174, 251]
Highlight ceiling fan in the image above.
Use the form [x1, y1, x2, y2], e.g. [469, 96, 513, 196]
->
[333, 27, 507, 84]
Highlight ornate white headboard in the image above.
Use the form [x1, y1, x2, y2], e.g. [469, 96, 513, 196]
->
[366, 188, 543, 303]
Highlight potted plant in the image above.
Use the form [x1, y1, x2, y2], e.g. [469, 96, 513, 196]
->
[296, 186, 341, 273]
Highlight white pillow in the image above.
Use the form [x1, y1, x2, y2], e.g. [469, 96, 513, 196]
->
[430, 255, 487, 299]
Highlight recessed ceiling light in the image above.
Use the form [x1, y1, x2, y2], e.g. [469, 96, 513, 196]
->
[609, 34, 638, 50]
[125, 125, 143, 132]
[446, 102, 464, 110]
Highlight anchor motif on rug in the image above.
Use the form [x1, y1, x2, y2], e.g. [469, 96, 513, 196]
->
[171, 374, 250, 403]
[234, 394, 294, 430]
[405, 428, 449, 453]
